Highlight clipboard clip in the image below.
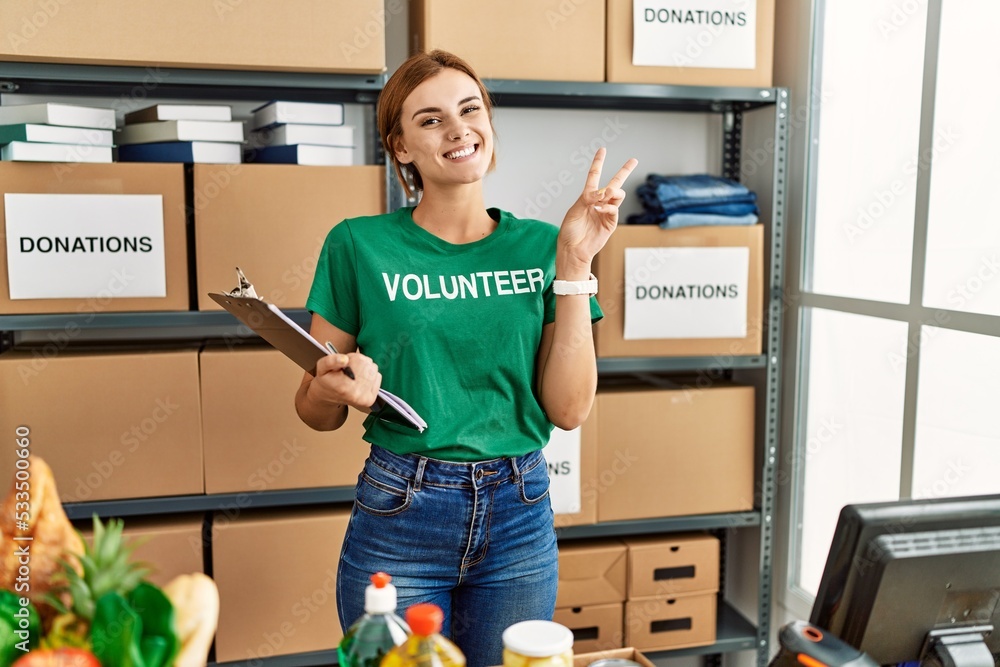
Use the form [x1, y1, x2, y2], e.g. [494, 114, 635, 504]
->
[227, 266, 260, 300]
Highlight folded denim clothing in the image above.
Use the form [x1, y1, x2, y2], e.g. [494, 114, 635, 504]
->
[626, 210, 667, 225]
[627, 208, 760, 226]
[630, 174, 760, 225]
[637, 183, 757, 215]
[664, 200, 759, 216]
[634, 190, 758, 219]
[643, 174, 749, 205]
[655, 190, 757, 213]
[659, 212, 760, 229]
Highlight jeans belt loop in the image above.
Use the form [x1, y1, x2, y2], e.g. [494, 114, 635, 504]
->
[510, 455, 522, 484]
[414, 456, 428, 492]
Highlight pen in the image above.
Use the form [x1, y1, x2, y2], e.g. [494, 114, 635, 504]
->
[324, 341, 356, 380]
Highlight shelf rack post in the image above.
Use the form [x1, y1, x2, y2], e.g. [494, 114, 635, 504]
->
[723, 110, 744, 182]
[756, 87, 789, 667]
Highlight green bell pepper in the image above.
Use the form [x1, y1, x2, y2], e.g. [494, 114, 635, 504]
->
[0, 591, 40, 667]
[90, 583, 179, 667]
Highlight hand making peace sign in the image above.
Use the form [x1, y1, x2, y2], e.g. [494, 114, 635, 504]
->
[557, 147, 639, 270]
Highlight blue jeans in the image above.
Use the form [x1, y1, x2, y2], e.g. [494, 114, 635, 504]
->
[337, 444, 559, 667]
[661, 212, 760, 228]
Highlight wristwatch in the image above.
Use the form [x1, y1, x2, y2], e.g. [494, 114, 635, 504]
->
[552, 274, 598, 296]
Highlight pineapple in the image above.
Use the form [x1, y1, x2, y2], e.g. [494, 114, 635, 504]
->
[45, 515, 151, 622]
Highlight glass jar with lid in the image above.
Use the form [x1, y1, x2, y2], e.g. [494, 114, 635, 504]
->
[502, 620, 574, 667]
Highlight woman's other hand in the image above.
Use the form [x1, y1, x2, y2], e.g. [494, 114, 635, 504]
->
[557, 147, 639, 271]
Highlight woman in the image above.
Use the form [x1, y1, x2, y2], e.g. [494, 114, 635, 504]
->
[295, 49, 637, 666]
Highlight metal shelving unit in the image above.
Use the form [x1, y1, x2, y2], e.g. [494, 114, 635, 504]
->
[481, 80, 788, 667]
[0, 308, 765, 370]
[485, 78, 780, 112]
[0, 62, 384, 103]
[63, 485, 760, 532]
[1, 63, 786, 667]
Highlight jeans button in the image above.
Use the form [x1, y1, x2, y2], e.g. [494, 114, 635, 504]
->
[475, 468, 484, 482]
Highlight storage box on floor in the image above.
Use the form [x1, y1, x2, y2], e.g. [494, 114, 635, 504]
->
[0, 0, 385, 73]
[194, 165, 384, 311]
[0, 349, 203, 502]
[591, 383, 754, 522]
[200, 345, 371, 493]
[78, 515, 204, 588]
[0, 162, 188, 315]
[212, 507, 351, 662]
[410, 0, 605, 82]
[593, 224, 764, 358]
[606, 0, 775, 87]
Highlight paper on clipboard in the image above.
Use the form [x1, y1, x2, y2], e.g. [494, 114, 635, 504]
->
[209, 268, 427, 433]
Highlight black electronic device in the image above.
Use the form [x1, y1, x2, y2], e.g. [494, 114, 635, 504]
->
[809, 494, 1000, 667]
[768, 621, 879, 667]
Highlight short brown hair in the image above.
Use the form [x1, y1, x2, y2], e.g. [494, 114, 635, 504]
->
[377, 50, 496, 198]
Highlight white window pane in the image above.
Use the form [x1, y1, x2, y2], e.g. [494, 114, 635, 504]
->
[809, 0, 926, 303]
[923, 1, 1000, 316]
[913, 327, 1000, 499]
[797, 309, 907, 595]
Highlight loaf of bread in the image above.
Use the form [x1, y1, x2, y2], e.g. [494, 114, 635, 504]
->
[0, 456, 84, 597]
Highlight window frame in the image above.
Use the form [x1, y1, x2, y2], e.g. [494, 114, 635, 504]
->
[781, 0, 1000, 623]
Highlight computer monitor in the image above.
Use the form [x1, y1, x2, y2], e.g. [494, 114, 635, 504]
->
[809, 494, 1000, 667]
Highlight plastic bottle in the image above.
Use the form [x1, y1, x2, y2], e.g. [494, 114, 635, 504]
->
[380, 603, 466, 667]
[338, 572, 411, 667]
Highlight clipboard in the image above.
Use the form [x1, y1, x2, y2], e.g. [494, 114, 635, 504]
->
[209, 292, 327, 374]
[208, 277, 427, 433]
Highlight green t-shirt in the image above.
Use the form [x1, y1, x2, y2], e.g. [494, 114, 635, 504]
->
[306, 206, 602, 462]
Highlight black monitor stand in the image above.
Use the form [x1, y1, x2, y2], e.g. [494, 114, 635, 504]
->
[924, 626, 996, 667]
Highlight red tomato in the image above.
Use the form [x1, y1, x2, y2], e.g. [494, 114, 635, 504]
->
[12, 648, 101, 667]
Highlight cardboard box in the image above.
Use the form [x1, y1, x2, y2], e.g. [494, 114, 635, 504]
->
[0, 0, 385, 73]
[0, 162, 188, 315]
[200, 346, 372, 494]
[573, 648, 656, 667]
[625, 593, 716, 651]
[557, 539, 628, 608]
[625, 534, 719, 598]
[411, 0, 605, 82]
[0, 349, 204, 502]
[78, 515, 204, 588]
[554, 603, 624, 654]
[212, 507, 351, 662]
[606, 0, 775, 87]
[593, 224, 763, 357]
[548, 407, 598, 528]
[194, 165, 385, 311]
[594, 385, 754, 523]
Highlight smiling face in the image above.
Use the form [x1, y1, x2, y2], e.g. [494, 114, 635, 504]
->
[393, 67, 495, 194]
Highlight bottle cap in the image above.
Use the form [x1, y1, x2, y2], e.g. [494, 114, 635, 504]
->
[502, 620, 573, 657]
[364, 572, 397, 614]
[406, 603, 444, 636]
